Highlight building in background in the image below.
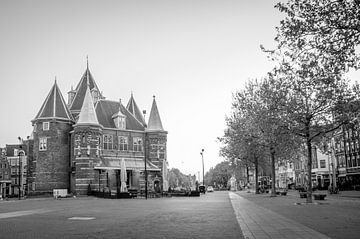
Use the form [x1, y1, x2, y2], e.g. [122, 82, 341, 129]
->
[0, 149, 11, 198]
[333, 125, 360, 190]
[276, 160, 295, 189]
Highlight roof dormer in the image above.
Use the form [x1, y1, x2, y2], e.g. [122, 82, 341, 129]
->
[112, 99, 126, 130]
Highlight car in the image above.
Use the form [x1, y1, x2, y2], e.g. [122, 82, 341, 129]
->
[207, 186, 214, 192]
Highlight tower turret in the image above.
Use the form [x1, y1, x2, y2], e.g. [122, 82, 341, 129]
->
[146, 96, 168, 191]
[71, 82, 102, 195]
[30, 80, 74, 195]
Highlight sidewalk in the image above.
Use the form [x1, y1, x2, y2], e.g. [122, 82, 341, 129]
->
[229, 192, 330, 239]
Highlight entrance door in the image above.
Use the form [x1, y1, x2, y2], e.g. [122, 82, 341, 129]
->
[154, 180, 160, 193]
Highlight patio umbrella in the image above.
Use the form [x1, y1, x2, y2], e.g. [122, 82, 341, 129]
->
[162, 159, 168, 190]
[120, 158, 127, 192]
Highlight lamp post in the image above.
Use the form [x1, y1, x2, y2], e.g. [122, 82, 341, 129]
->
[200, 149, 204, 185]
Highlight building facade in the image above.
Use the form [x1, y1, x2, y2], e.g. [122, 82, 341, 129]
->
[0, 149, 11, 198]
[293, 146, 335, 190]
[333, 125, 360, 190]
[27, 64, 168, 196]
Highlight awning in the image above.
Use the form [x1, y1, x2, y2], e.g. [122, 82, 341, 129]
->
[94, 157, 160, 172]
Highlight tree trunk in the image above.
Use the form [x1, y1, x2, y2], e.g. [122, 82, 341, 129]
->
[270, 149, 276, 197]
[246, 165, 250, 185]
[306, 123, 313, 203]
[255, 156, 259, 194]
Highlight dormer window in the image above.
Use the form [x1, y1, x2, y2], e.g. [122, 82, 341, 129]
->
[113, 113, 126, 129]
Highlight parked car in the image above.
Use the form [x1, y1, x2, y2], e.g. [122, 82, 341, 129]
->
[207, 186, 214, 192]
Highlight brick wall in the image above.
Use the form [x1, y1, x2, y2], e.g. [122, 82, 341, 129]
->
[30, 119, 72, 195]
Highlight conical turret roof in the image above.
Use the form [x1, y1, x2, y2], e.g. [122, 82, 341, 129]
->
[33, 80, 73, 122]
[75, 83, 99, 126]
[147, 96, 164, 131]
[69, 66, 102, 113]
[126, 93, 146, 126]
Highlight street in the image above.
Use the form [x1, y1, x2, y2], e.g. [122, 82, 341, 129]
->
[1, 191, 360, 239]
[0, 191, 242, 239]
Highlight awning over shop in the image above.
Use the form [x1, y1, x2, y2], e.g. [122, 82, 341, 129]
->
[94, 157, 160, 172]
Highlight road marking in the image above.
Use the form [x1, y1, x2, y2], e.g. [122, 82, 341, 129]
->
[68, 217, 95, 220]
[0, 209, 53, 219]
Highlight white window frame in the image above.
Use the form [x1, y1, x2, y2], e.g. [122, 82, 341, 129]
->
[103, 135, 113, 150]
[119, 116, 126, 129]
[133, 137, 143, 152]
[320, 160, 326, 168]
[43, 122, 50, 131]
[118, 136, 128, 151]
[39, 137, 47, 151]
[115, 115, 126, 129]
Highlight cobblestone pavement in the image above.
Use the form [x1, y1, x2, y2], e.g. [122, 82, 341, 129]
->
[0, 191, 242, 239]
[235, 190, 360, 239]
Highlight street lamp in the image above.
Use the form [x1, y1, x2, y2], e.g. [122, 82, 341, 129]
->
[200, 149, 204, 186]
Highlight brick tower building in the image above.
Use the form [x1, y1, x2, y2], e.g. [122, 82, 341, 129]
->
[29, 63, 168, 195]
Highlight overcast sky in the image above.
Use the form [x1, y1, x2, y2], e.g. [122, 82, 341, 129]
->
[1, 0, 359, 179]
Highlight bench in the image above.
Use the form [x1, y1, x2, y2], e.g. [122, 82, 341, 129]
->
[313, 194, 326, 200]
[280, 191, 287, 196]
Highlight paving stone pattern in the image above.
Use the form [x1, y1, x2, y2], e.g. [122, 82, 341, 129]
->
[229, 192, 331, 239]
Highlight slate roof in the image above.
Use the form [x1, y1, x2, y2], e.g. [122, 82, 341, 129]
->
[126, 93, 146, 126]
[95, 100, 145, 131]
[33, 81, 73, 122]
[75, 84, 99, 126]
[70, 67, 102, 113]
[147, 96, 164, 131]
